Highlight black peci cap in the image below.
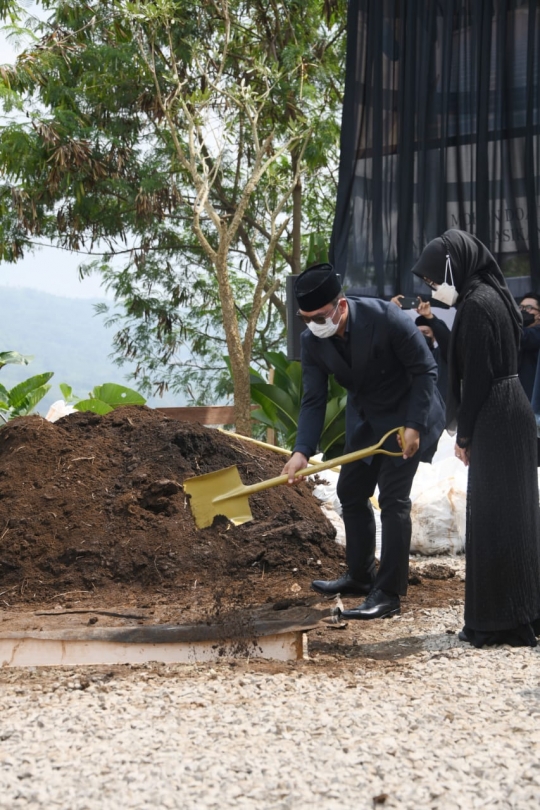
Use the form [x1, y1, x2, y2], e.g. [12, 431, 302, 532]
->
[294, 263, 342, 312]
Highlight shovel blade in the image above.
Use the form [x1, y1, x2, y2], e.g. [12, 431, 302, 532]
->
[183, 465, 254, 529]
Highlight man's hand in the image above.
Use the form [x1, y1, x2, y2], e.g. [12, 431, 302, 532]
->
[454, 443, 470, 467]
[397, 428, 420, 459]
[390, 295, 404, 308]
[416, 297, 433, 319]
[282, 452, 309, 484]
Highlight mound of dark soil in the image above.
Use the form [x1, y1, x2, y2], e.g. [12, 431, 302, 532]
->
[0, 407, 342, 610]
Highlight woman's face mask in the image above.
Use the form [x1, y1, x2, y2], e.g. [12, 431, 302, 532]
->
[431, 252, 459, 307]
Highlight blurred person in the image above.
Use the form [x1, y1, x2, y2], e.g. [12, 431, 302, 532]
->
[412, 229, 540, 648]
[391, 295, 450, 401]
[517, 292, 540, 464]
[282, 264, 445, 621]
[517, 291, 540, 401]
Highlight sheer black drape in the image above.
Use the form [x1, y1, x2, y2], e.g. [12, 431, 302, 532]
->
[330, 0, 540, 297]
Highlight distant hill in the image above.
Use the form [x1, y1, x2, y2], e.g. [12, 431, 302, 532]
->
[0, 287, 188, 414]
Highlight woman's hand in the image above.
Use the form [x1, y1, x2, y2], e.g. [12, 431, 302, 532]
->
[390, 295, 404, 308]
[454, 443, 470, 467]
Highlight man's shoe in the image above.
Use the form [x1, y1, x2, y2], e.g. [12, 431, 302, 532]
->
[340, 588, 400, 620]
[311, 573, 373, 597]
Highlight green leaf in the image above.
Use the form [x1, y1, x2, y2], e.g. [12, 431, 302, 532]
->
[250, 383, 298, 433]
[249, 366, 267, 385]
[249, 407, 277, 430]
[8, 372, 54, 408]
[90, 383, 146, 407]
[305, 232, 329, 266]
[250, 386, 278, 423]
[285, 361, 304, 398]
[14, 384, 52, 416]
[320, 395, 347, 455]
[0, 351, 33, 369]
[59, 382, 75, 401]
[73, 399, 114, 415]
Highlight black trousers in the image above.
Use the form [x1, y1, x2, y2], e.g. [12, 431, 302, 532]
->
[336, 453, 422, 596]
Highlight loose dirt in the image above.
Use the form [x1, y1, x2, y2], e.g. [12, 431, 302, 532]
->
[0, 406, 464, 663]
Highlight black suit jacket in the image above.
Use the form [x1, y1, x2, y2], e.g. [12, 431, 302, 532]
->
[294, 297, 445, 462]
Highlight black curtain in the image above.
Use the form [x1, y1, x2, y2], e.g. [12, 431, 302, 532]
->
[330, 0, 540, 297]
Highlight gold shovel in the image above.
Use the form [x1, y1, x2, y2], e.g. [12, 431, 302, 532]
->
[183, 425, 406, 529]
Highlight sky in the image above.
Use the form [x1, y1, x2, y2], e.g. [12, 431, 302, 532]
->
[0, 4, 114, 300]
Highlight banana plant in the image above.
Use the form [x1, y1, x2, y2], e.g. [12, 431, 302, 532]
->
[250, 350, 348, 458]
[0, 372, 54, 423]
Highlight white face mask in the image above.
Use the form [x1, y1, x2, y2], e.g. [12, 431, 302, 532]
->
[306, 304, 341, 338]
[431, 253, 459, 307]
[307, 317, 340, 338]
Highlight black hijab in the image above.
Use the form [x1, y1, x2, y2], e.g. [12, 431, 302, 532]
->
[411, 229, 523, 432]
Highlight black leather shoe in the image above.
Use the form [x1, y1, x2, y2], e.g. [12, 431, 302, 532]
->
[340, 588, 400, 620]
[458, 629, 470, 642]
[311, 573, 373, 597]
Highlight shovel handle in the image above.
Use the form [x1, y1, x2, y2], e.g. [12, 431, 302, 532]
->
[214, 426, 406, 502]
[216, 428, 341, 472]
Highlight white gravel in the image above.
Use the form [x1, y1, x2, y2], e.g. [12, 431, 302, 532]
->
[1, 589, 540, 810]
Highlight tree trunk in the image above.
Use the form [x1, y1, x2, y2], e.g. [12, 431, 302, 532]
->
[232, 359, 252, 437]
[215, 248, 252, 436]
[291, 151, 302, 274]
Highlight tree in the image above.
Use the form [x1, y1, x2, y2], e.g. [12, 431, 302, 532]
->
[0, 0, 345, 434]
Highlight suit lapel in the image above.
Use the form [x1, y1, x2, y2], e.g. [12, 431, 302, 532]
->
[347, 298, 374, 388]
[324, 338, 353, 383]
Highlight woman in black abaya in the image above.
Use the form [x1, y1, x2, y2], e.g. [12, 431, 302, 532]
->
[411, 229, 540, 647]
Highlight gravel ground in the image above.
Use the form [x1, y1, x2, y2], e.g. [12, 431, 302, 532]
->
[1, 557, 540, 809]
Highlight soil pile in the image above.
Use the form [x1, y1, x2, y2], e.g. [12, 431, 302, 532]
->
[0, 407, 342, 609]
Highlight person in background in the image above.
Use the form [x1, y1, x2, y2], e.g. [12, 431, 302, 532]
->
[391, 296, 451, 401]
[517, 292, 540, 401]
[282, 263, 445, 621]
[519, 293, 540, 464]
[411, 229, 540, 648]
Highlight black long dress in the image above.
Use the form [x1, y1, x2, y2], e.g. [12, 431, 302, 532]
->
[455, 284, 540, 646]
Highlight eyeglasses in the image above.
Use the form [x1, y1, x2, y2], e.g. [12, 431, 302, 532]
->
[520, 304, 540, 314]
[422, 277, 438, 291]
[297, 301, 340, 325]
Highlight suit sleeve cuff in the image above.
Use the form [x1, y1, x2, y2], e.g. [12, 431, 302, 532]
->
[292, 444, 314, 459]
[404, 421, 424, 432]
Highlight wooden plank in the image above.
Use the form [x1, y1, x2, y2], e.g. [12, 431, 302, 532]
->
[1, 605, 331, 644]
[157, 406, 236, 425]
[157, 405, 258, 426]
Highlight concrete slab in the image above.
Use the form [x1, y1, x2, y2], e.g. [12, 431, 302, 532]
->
[0, 601, 337, 666]
[0, 630, 304, 667]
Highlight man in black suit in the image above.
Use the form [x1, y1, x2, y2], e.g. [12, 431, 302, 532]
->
[282, 264, 445, 620]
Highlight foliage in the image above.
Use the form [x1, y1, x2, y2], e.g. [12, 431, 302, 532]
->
[0, 337, 145, 421]
[0, 350, 32, 370]
[250, 350, 347, 458]
[0, 0, 346, 428]
[0, 353, 53, 422]
[62, 381, 146, 415]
